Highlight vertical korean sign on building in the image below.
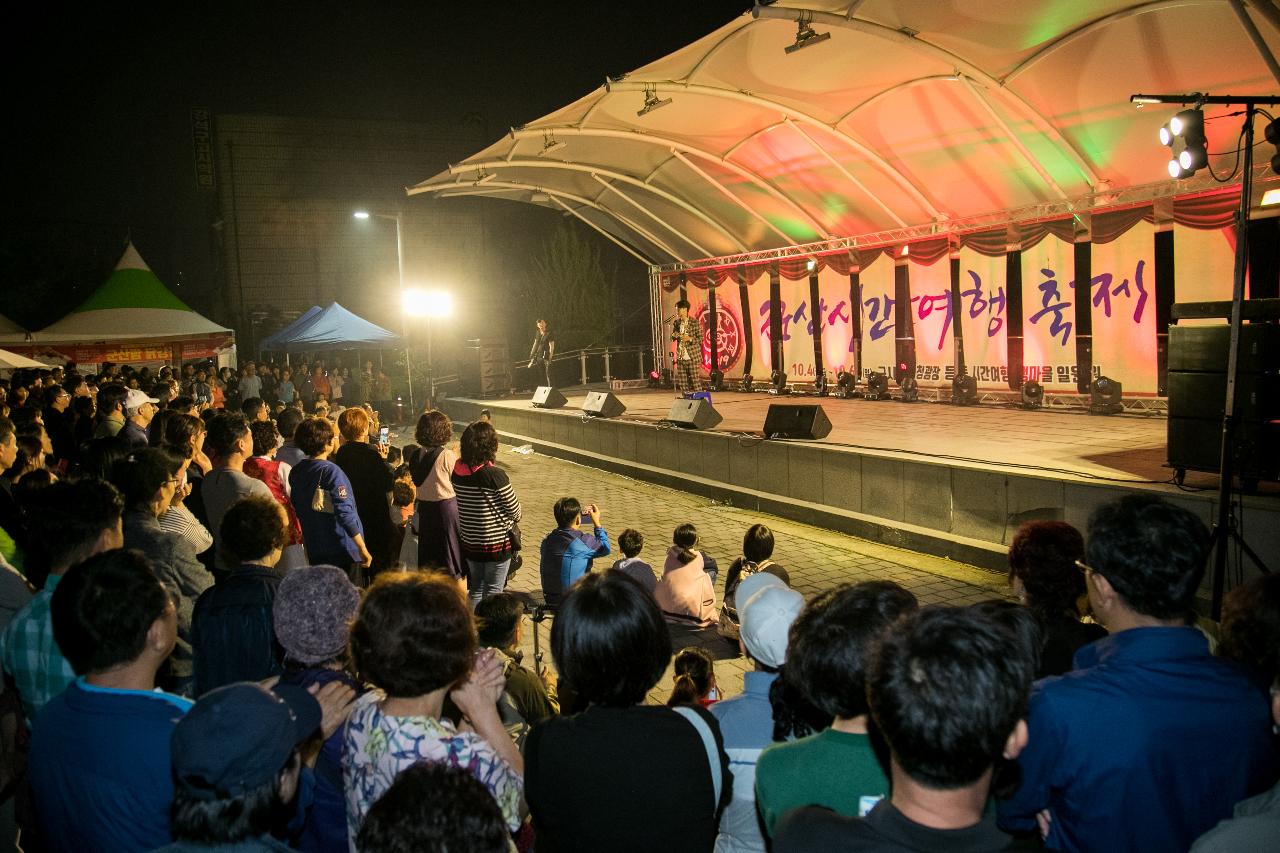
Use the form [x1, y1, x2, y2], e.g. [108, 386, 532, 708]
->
[191, 108, 216, 191]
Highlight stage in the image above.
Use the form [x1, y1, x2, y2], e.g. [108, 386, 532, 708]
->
[438, 389, 1279, 574]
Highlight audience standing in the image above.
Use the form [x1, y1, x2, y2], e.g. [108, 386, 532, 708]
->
[333, 408, 396, 573]
[121, 388, 160, 448]
[452, 420, 522, 607]
[202, 413, 273, 574]
[409, 410, 465, 579]
[356, 761, 513, 853]
[289, 416, 372, 580]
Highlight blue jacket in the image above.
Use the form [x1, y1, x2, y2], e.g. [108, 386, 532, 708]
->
[289, 459, 364, 565]
[997, 627, 1278, 853]
[539, 526, 610, 605]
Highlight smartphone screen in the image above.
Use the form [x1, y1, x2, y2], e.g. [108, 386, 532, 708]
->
[580, 511, 593, 524]
[379, 426, 390, 445]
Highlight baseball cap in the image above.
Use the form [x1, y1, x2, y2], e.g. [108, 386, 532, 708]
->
[124, 387, 159, 413]
[738, 572, 804, 669]
[170, 682, 321, 800]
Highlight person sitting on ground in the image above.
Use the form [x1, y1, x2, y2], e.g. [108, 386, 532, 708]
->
[289, 416, 372, 580]
[121, 387, 160, 448]
[719, 523, 791, 642]
[0, 478, 123, 725]
[668, 645, 718, 708]
[356, 761, 513, 853]
[153, 682, 325, 853]
[1191, 573, 1280, 852]
[610, 528, 656, 596]
[274, 565, 364, 853]
[655, 522, 718, 625]
[29, 550, 191, 852]
[469, 592, 559, 747]
[525, 571, 731, 851]
[244, 419, 305, 568]
[202, 413, 274, 575]
[710, 572, 805, 853]
[275, 407, 307, 467]
[343, 572, 524, 844]
[757, 580, 918, 838]
[775, 606, 1038, 853]
[1007, 520, 1106, 678]
[113, 447, 214, 693]
[539, 497, 610, 607]
[996, 495, 1280, 852]
[192, 496, 290, 695]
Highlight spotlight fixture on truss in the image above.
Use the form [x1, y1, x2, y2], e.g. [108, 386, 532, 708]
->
[834, 369, 857, 399]
[538, 132, 566, 156]
[708, 369, 724, 392]
[637, 87, 672, 117]
[1158, 105, 1207, 178]
[865, 373, 890, 401]
[474, 171, 497, 185]
[813, 370, 828, 397]
[785, 13, 831, 55]
[1089, 376, 1123, 415]
[1021, 381, 1045, 410]
[741, 374, 754, 392]
[769, 370, 790, 396]
[952, 374, 978, 406]
[898, 376, 918, 403]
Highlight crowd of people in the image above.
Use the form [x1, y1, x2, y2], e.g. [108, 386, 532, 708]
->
[0, 359, 1277, 852]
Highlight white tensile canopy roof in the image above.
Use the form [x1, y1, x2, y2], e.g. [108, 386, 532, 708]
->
[412, 1, 1280, 267]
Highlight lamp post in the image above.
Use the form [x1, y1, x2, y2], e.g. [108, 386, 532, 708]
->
[353, 209, 413, 412]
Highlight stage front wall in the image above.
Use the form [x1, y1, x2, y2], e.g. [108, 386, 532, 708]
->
[660, 222, 1234, 397]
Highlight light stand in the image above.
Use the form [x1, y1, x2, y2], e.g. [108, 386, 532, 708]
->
[1132, 92, 1279, 617]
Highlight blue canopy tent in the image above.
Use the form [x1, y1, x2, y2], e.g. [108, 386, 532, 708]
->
[261, 302, 400, 352]
[259, 305, 323, 351]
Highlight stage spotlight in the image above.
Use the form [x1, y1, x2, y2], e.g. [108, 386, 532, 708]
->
[770, 370, 790, 395]
[637, 87, 672, 117]
[898, 376, 918, 403]
[1021, 381, 1045, 410]
[1266, 118, 1280, 175]
[952, 375, 978, 406]
[708, 369, 724, 391]
[834, 369, 856, 399]
[1161, 108, 1207, 178]
[1089, 376, 1124, 415]
[785, 14, 831, 54]
[865, 373, 889, 401]
[647, 369, 661, 389]
[741, 374, 754, 392]
[814, 371, 828, 397]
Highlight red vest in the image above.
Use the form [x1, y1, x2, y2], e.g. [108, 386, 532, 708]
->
[243, 457, 304, 545]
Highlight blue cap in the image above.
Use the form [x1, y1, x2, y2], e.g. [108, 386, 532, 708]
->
[171, 682, 321, 800]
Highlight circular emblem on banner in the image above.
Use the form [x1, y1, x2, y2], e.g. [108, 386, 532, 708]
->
[698, 304, 743, 372]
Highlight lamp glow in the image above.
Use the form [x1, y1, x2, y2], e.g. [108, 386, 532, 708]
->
[352, 210, 371, 220]
[1261, 188, 1280, 206]
[402, 289, 454, 318]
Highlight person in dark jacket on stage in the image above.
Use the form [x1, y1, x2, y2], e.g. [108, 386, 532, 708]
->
[191, 496, 290, 696]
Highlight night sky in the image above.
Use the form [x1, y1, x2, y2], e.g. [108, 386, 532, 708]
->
[2, 2, 751, 330]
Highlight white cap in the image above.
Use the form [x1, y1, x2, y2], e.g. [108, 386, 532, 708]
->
[738, 572, 804, 669]
[124, 387, 159, 414]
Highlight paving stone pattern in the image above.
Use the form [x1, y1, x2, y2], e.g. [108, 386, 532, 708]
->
[421, 437, 1012, 706]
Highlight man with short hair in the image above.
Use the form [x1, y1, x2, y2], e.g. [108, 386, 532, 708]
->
[0, 416, 22, 563]
[0, 478, 124, 724]
[538, 497, 610, 606]
[996, 495, 1279, 852]
[241, 396, 269, 423]
[471, 592, 558, 743]
[121, 387, 160, 448]
[776, 606, 1038, 852]
[29, 549, 191, 851]
[93, 383, 129, 438]
[274, 407, 306, 466]
[238, 363, 262, 402]
[201, 413, 273, 574]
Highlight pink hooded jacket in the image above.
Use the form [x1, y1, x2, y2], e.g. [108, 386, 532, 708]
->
[655, 545, 718, 625]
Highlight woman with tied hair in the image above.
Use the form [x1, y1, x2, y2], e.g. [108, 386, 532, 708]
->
[410, 410, 464, 579]
[1007, 520, 1106, 678]
[343, 571, 524, 845]
[451, 420, 521, 607]
[667, 645, 718, 708]
[526, 571, 731, 851]
[110, 447, 214, 693]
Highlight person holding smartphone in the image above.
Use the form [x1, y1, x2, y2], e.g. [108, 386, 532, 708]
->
[333, 407, 396, 574]
[538, 497, 611, 607]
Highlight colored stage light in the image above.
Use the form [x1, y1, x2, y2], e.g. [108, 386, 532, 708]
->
[1021, 381, 1045, 410]
[1089, 376, 1124, 415]
[865, 373, 889, 401]
[648, 369, 661, 388]
[1160, 108, 1207, 179]
[834, 369, 856, 398]
[770, 370, 790, 395]
[898, 376, 918, 403]
[952, 375, 978, 405]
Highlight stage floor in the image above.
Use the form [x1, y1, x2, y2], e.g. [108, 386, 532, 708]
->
[476, 389, 1179, 487]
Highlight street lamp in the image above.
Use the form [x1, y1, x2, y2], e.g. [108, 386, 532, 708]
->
[353, 209, 412, 411]
[402, 288, 454, 406]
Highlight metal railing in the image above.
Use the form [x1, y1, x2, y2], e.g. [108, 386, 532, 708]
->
[514, 344, 653, 386]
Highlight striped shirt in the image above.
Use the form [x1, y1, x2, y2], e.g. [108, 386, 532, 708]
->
[451, 461, 521, 561]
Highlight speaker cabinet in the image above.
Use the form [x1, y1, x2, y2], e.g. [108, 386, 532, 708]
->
[461, 339, 511, 398]
[531, 386, 567, 409]
[665, 398, 723, 430]
[763, 404, 832, 440]
[581, 391, 626, 419]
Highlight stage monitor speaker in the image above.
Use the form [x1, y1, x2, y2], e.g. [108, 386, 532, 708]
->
[531, 386, 567, 409]
[666, 398, 723, 430]
[582, 391, 626, 419]
[763, 404, 832, 440]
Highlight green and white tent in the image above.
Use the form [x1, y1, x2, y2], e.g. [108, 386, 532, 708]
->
[35, 243, 231, 342]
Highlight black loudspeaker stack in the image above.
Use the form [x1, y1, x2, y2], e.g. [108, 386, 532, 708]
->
[763, 404, 832, 440]
[581, 391, 626, 419]
[665, 398, 723, 430]
[531, 386, 567, 409]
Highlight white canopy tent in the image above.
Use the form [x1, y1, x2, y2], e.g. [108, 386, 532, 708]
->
[412, 1, 1280, 266]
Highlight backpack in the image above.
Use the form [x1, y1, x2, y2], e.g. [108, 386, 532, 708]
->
[716, 558, 774, 640]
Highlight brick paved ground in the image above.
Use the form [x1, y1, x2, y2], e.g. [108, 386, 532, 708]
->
[406, 435, 1012, 705]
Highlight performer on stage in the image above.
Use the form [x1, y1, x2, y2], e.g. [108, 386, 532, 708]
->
[670, 300, 702, 397]
[528, 318, 555, 387]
